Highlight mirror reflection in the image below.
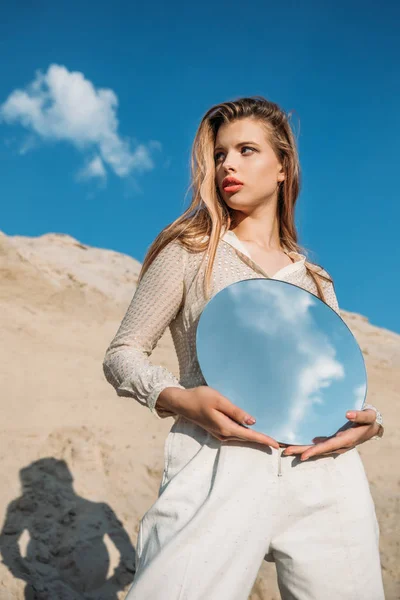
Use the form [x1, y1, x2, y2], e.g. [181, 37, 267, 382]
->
[196, 279, 367, 446]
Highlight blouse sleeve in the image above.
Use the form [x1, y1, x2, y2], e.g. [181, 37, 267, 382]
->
[102, 240, 188, 420]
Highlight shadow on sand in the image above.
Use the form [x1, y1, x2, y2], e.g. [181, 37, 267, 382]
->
[0, 457, 136, 599]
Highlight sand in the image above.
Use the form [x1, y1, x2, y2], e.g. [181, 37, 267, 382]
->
[0, 230, 398, 600]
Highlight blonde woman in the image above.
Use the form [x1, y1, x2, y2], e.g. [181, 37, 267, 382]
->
[103, 97, 385, 600]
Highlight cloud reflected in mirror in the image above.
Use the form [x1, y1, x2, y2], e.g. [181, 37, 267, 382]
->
[196, 279, 366, 445]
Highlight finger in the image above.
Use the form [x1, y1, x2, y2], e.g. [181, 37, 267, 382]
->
[220, 397, 259, 428]
[222, 434, 259, 443]
[282, 444, 313, 455]
[298, 437, 355, 460]
[236, 424, 280, 448]
[218, 429, 280, 448]
[346, 408, 376, 425]
[282, 443, 340, 457]
[218, 407, 280, 449]
[284, 429, 357, 458]
[224, 421, 280, 448]
[283, 422, 371, 459]
[282, 435, 332, 454]
[282, 439, 334, 454]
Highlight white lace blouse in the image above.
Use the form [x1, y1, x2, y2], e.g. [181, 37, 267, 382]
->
[102, 228, 382, 437]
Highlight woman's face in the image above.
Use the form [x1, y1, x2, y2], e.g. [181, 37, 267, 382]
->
[214, 117, 284, 212]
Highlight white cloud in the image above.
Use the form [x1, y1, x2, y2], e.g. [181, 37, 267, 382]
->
[77, 155, 107, 181]
[0, 64, 160, 180]
[353, 382, 367, 407]
[228, 280, 346, 442]
[19, 134, 38, 155]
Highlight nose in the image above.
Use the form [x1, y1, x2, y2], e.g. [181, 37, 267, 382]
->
[219, 151, 239, 172]
[222, 158, 238, 173]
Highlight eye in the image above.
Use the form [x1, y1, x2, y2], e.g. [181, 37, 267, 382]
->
[242, 146, 256, 154]
[214, 146, 256, 162]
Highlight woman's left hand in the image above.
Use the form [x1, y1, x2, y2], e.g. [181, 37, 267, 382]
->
[282, 409, 382, 461]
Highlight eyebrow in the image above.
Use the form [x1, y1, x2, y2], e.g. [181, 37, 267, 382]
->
[214, 140, 260, 152]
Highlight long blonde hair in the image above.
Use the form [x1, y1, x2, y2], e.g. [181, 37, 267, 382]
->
[138, 96, 332, 303]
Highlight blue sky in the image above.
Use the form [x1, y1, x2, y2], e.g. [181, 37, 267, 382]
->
[0, 1, 399, 333]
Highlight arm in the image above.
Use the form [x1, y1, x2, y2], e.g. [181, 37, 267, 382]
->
[0, 500, 27, 582]
[85, 504, 135, 598]
[103, 240, 187, 419]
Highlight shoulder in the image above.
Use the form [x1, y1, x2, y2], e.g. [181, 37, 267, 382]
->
[304, 261, 338, 302]
[305, 261, 340, 314]
[305, 260, 334, 283]
[151, 238, 188, 263]
[147, 233, 209, 275]
[137, 239, 188, 287]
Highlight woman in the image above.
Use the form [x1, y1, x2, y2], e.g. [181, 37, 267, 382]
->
[103, 97, 385, 599]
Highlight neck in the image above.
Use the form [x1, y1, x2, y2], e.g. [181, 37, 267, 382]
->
[229, 208, 281, 251]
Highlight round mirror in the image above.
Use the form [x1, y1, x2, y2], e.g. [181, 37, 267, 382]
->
[196, 278, 367, 446]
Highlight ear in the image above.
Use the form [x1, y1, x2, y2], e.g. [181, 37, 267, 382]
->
[277, 161, 286, 182]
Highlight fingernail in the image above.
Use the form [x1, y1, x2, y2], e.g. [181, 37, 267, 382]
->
[245, 416, 256, 425]
[346, 412, 356, 419]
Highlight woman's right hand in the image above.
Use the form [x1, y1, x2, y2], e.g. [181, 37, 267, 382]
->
[157, 386, 280, 449]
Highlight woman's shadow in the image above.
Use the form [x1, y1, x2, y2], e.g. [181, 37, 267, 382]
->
[0, 457, 136, 599]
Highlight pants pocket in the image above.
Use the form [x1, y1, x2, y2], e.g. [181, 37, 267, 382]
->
[329, 447, 380, 535]
[159, 426, 177, 492]
[161, 416, 212, 488]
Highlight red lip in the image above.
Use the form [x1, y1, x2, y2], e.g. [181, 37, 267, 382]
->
[222, 176, 244, 189]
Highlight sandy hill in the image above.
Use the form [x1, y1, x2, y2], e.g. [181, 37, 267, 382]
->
[0, 230, 398, 600]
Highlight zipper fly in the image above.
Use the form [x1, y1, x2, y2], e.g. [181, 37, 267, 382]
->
[277, 447, 284, 477]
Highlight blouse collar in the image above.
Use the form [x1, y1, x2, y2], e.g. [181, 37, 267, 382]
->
[220, 228, 307, 279]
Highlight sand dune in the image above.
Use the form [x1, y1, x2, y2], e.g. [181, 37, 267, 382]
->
[0, 230, 398, 600]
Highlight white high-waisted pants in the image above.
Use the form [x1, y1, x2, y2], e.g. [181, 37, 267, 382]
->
[125, 416, 385, 600]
